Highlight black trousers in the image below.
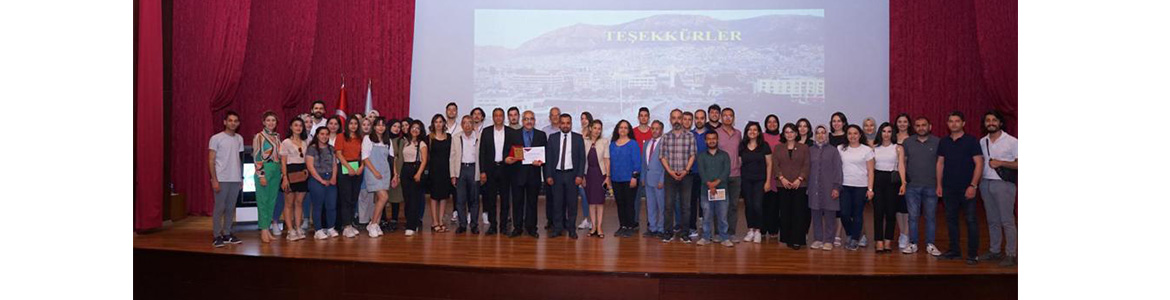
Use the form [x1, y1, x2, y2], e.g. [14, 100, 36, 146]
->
[614, 181, 636, 228]
[550, 170, 579, 233]
[741, 178, 766, 229]
[778, 187, 810, 245]
[335, 173, 362, 229]
[688, 173, 702, 231]
[944, 187, 979, 258]
[402, 163, 425, 231]
[762, 190, 780, 235]
[511, 179, 540, 233]
[873, 171, 900, 241]
[483, 163, 512, 231]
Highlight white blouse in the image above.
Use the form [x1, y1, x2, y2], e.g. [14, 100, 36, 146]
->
[874, 144, 899, 172]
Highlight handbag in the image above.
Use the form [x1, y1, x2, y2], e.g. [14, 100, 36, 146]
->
[983, 139, 1017, 184]
[286, 143, 309, 183]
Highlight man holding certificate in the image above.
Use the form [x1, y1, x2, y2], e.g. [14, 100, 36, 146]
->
[506, 111, 547, 238]
[696, 131, 733, 247]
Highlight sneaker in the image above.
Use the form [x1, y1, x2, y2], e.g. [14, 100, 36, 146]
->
[367, 223, 380, 238]
[721, 240, 735, 247]
[661, 234, 676, 243]
[810, 241, 823, 250]
[902, 243, 918, 254]
[742, 231, 755, 243]
[999, 256, 1017, 267]
[833, 236, 842, 247]
[978, 252, 1004, 262]
[213, 236, 225, 248]
[405, 229, 416, 237]
[859, 235, 868, 247]
[343, 226, 358, 238]
[295, 229, 307, 241]
[482, 213, 491, 225]
[271, 222, 283, 236]
[314, 230, 328, 240]
[681, 235, 693, 244]
[898, 234, 909, 249]
[845, 239, 859, 251]
[689, 231, 699, 238]
[451, 211, 459, 223]
[926, 244, 942, 256]
[696, 238, 710, 246]
[822, 243, 833, 251]
[327, 228, 340, 238]
[225, 235, 242, 244]
[286, 231, 298, 241]
[578, 219, 592, 230]
[752, 231, 762, 244]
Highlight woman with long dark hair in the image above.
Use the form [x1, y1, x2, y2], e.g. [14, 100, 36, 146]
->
[252, 111, 282, 243]
[829, 112, 849, 147]
[362, 117, 397, 238]
[335, 115, 364, 238]
[428, 114, 453, 233]
[609, 120, 642, 238]
[893, 113, 912, 249]
[837, 125, 874, 251]
[797, 118, 813, 146]
[583, 120, 609, 238]
[307, 127, 339, 240]
[739, 121, 772, 244]
[280, 118, 310, 241]
[871, 122, 906, 253]
[401, 120, 429, 236]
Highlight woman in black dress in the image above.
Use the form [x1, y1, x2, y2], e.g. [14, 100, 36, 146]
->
[428, 114, 453, 233]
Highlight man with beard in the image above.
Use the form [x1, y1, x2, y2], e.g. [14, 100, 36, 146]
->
[445, 102, 461, 135]
[706, 104, 722, 130]
[480, 108, 520, 235]
[659, 109, 696, 243]
[507, 111, 547, 238]
[977, 110, 1018, 267]
[307, 100, 328, 144]
[507, 106, 522, 130]
[901, 117, 943, 257]
[544, 113, 584, 239]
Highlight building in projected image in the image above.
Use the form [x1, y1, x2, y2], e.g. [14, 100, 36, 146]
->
[753, 77, 825, 103]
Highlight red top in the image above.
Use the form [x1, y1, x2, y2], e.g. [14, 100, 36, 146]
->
[633, 125, 653, 154]
[335, 135, 362, 162]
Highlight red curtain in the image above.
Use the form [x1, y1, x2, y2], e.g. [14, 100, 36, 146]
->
[135, 0, 164, 230]
[890, 0, 1017, 136]
[169, 0, 415, 216]
[172, 0, 252, 215]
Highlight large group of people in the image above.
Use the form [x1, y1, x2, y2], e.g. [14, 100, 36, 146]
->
[206, 101, 1018, 267]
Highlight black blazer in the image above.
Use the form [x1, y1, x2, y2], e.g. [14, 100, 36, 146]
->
[479, 125, 520, 174]
[507, 128, 547, 186]
[543, 131, 586, 182]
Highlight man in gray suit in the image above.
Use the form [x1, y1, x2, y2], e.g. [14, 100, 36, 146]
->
[544, 113, 585, 239]
[642, 120, 667, 237]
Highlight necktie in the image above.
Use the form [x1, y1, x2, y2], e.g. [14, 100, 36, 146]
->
[647, 139, 656, 165]
[559, 134, 568, 170]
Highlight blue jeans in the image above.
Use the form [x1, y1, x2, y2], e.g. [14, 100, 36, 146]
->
[904, 186, 938, 245]
[646, 179, 665, 233]
[308, 179, 337, 230]
[578, 186, 589, 218]
[273, 192, 284, 224]
[839, 186, 867, 241]
[701, 188, 729, 241]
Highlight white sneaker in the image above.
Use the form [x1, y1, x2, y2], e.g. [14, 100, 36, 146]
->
[833, 236, 842, 247]
[271, 222, 283, 236]
[343, 226, 358, 238]
[822, 243, 833, 251]
[902, 243, 918, 254]
[721, 240, 735, 247]
[926, 244, 942, 256]
[286, 230, 297, 241]
[696, 238, 710, 246]
[314, 230, 328, 240]
[405, 229, 416, 237]
[859, 235, 868, 247]
[367, 223, 380, 238]
[742, 231, 754, 243]
[327, 228, 340, 238]
[451, 211, 459, 223]
[752, 231, 762, 244]
[898, 234, 909, 249]
[578, 219, 592, 229]
[810, 241, 824, 250]
[689, 231, 699, 238]
[482, 213, 491, 225]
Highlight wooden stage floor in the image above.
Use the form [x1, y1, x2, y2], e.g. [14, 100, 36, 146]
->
[135, 198, 1016, 277]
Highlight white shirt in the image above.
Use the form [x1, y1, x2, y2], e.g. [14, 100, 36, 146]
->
[307, 117, 327, 144]
[493, 126, 506, 162]
[838, 144, 875, 187]
[980, 133, 1018, 180]
[874, 144, 899, 172]
[361, 135, 393, 160]
[447, 118, 460, 135]
[208, 132, 244, 182]
[461, 132, 478, 163]
[644, 137, 659, 165]
[556, 131, 575, 170]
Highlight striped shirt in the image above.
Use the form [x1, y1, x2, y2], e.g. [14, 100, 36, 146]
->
[658, 129, 696, 172]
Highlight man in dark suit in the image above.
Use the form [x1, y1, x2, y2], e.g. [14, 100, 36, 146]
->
[480, 108, 519, 235]
[506, 111, 548, 238]
[544, 113, 586, 239]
